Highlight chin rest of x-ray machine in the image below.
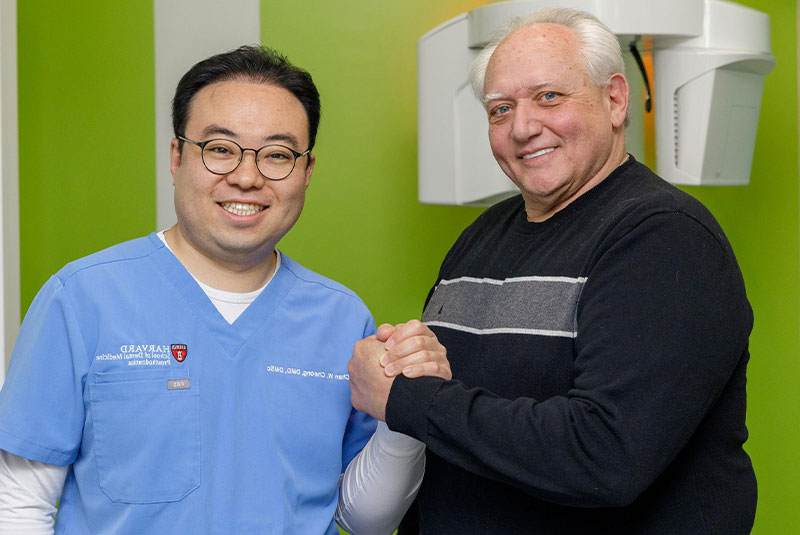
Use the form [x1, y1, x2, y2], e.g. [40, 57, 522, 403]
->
[418, 0, 775, 205]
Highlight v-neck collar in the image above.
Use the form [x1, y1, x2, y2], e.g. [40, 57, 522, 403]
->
[145, 233, 294, 359]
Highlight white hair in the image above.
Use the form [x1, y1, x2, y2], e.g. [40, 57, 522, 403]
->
[469, 8, 625, 103]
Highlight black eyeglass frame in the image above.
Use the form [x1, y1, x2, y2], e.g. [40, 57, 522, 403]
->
[178, 135, 311, 181]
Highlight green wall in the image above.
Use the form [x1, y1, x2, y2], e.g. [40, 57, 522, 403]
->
[265, 1, 488, 324]
[17, 1, 156, 309]
[16, 0, 799, 532]
[682, 1, 800, 531]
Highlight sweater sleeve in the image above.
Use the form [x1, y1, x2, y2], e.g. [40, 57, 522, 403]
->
[385, 212, 752, 507]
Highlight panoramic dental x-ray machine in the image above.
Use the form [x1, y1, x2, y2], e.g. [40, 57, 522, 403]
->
[417, 0, 775, 205]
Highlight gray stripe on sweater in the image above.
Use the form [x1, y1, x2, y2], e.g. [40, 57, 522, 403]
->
[422, 276, 585, 338]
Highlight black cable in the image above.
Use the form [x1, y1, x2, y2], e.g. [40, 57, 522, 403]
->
[629, 42, 652, 113]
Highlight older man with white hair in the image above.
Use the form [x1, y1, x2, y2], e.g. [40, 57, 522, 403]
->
[348, 8, 756, 534]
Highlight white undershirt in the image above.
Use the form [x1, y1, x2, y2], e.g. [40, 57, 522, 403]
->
[0, 453, 65, 534]
[157, 229, 278, 324]
[0, 234, 424, 534]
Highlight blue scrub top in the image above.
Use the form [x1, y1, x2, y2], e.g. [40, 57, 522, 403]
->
[0, 233, 377, 534]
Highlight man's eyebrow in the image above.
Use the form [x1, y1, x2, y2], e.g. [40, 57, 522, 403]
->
[483, 81, 556, 103]
[200, 124, 237, 139]
[264, 132, 300, 148]
[483, 92, 506, 103]
[198, 125, 301, 148]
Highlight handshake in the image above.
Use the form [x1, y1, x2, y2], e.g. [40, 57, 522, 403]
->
[348, 320, 452, 421]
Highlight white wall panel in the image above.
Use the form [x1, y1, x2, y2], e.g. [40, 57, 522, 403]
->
[0, 0, 20, 383]
[154, 0, 261, 230]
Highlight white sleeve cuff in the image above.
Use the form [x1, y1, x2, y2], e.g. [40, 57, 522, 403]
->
[335, 422, 425, 535]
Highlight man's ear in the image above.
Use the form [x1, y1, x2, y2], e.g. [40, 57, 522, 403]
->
[169, 138, 182, 185]
[303, 153, 315, 189]
[607, 73, 630, 129]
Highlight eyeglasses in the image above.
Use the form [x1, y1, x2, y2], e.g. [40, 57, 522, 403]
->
[178, 136, 310, 181]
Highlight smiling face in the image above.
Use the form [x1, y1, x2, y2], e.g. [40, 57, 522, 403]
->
[484, 23, 628, 221]
[169, 79, 314, 281]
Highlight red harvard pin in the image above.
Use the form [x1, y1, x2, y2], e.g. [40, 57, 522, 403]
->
[171, 344, 188, 363]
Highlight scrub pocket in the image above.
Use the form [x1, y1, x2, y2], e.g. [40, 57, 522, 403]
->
[89, 370, 200, 503]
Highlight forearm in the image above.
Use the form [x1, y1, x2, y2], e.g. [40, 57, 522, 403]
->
[0, 450, 67, 534]
[387, 375, 644, 507]
[336, 422, 425, 535]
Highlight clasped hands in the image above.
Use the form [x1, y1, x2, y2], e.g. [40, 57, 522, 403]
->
[348, 320, 451, 421]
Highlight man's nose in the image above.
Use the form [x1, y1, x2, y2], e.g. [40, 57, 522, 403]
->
[510, 102, 544, 142]
[226, 149, 266, 189]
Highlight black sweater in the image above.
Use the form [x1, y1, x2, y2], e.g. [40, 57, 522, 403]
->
[388, 158, 756, 534]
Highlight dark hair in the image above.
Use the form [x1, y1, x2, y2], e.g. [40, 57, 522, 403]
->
[172, 45, 321, 151]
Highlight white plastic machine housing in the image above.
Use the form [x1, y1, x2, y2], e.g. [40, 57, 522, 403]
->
[417, 0, 775, 205]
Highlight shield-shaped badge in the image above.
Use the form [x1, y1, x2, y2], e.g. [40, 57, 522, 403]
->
[171, 344, 188, 363]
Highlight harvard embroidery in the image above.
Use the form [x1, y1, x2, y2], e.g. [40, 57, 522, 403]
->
[171, 344, 188, 363]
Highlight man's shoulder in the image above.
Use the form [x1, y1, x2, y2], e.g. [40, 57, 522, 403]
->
[460, 194, 525, 236]
[56, 233, 162, 282]
[278, 252, 366, 304]
[578, 160, 734, 257]
[610, 161, 721, 227]
[483, 194, 525, 219]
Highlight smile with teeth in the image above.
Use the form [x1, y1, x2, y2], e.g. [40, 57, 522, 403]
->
[220, 202, 265, 216]
[522, 147, 555, 159]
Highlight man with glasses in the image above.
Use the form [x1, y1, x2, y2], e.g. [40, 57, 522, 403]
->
[0, 45, 438, 534]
